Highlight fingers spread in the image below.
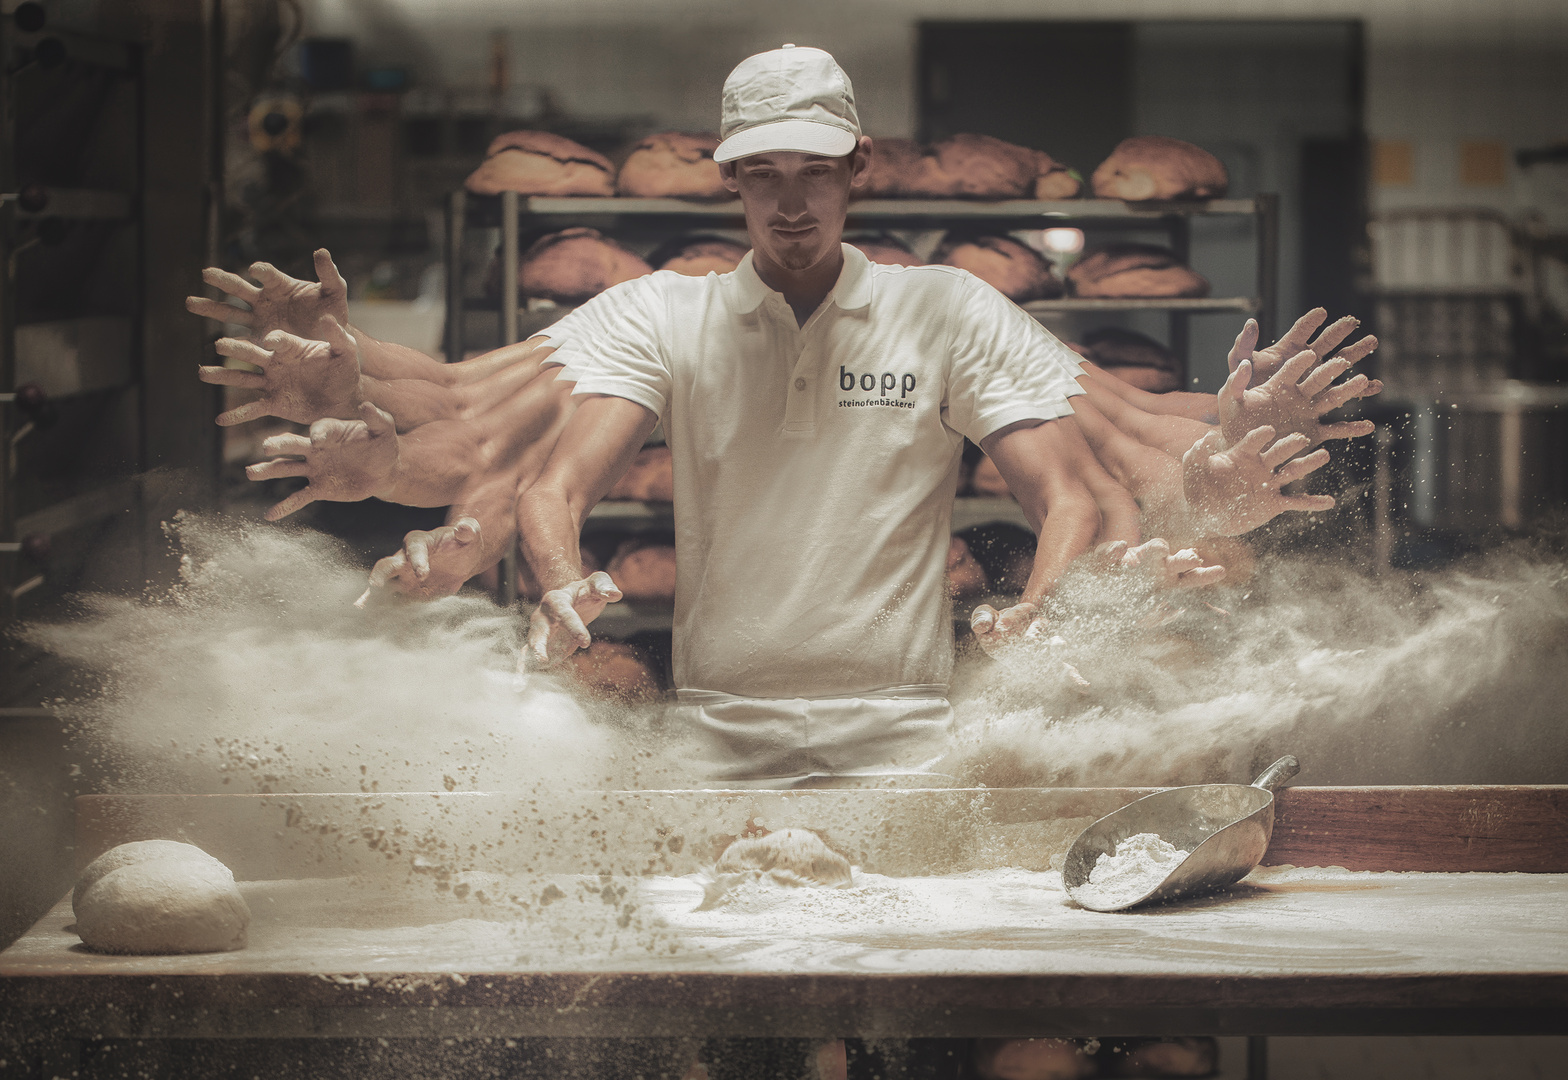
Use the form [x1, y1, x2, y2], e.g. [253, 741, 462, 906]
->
[1308, 315, 1359, 358]
[367, 550, 408, 589]
[1318, 373, 1371, 411]
[1219, 359, 1250, 406]
[259, 432, 311, 457]
[215, 337, 272, 367]
[203, 267, 261, 302]
[1319, 419, 1376, 442]
[215, 400, 271, 426]
[1336, 334, 1378, 366]
[1277, 307, 1329, 353]
[1273, 348, 1317, 388]
[246, 458, 310, 481]
[197, 365, 265, 389]
[249, 262, 289, 288]
[1280, 493, 1337, 512]
[266, 485, 317, 521]
[1299, 357, 1351, 398]
[187, 296, 254, 325]
[1233, 425, 1277, 457]
[1275, 447, 1331, 485]
[1260, 431, 1311, 469]
[1227, 319, 1259, 372]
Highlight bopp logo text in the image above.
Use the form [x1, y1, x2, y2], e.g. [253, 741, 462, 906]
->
[841, 367, 917, 398]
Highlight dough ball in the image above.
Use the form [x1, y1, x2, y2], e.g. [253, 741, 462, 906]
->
[616, 132, 730, 200]
[1091, 136, 1228, 202]
[75, 859, 250, 955]
[465, 131, 615, 197]
[716, 828, 852, 887]
[934, 233, 1063, 302]
[73, 840, 229, 914]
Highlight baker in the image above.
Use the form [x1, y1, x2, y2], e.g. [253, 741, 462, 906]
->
[515, 45, 1192, 787]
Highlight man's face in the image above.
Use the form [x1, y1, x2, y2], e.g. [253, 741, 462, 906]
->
[721, 138, 872, 272]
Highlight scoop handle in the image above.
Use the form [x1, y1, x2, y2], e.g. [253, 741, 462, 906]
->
[1252, 755, 1300, 792]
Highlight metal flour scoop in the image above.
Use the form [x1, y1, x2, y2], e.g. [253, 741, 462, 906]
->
[1062, 755, 1300, 912]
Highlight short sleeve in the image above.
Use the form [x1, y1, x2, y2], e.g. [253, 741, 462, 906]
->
[542, 277, 672, 419]
[942, 275, 1085, 444]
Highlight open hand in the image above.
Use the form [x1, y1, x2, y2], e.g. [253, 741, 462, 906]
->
[356, 517, 487, 605]
[1183, 426, 1335, 536]
[245, 401, 399, 520]
[1228, 307, 1382, 387]
[1218, 339, 1379, 450]
[525, 572, 623, 668]
[199, 314, 364, 426]
[1100, 538, 1226, 590]
[186, 249, 350, 341]
[970, 601, 1047, 657]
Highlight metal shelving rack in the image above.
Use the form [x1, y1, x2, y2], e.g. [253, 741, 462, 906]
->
[442, 192, 1280, 612]
[1, 18, 144, 621]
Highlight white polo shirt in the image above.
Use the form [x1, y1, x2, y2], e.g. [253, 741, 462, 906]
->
[542, 243, 1084, 705]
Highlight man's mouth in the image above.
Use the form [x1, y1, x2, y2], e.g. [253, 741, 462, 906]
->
[771, 224, 817, 239]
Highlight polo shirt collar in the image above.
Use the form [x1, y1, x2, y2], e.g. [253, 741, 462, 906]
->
[725, 244, 874, 315]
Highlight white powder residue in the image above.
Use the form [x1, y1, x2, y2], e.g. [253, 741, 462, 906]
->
[1072, 832, 1189, 909]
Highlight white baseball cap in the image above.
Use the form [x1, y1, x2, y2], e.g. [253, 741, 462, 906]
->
[713, 44, 861, 164]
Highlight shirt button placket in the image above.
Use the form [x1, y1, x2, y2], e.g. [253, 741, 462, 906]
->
[785, 339, 815, 434]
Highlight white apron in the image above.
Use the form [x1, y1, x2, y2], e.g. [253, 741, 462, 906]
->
[674, 685, 957, 789]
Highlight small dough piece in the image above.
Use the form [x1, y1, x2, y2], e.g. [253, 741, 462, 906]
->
[616, 132, 731, 200]
[1091, 136, 1228, 202]
[75, 859, 250, 955]
[716, 828, 852, 887]
[73, 840, 230, 913]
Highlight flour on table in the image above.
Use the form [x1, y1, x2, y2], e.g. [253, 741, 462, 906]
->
[1071, 832, 1189, 909]
[699, 828, 854, 909]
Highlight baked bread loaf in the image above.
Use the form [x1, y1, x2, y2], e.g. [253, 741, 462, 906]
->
[946, 536, 989, 598]
[1068, 243, 1209, 299]
[934, 233, 1064, 302]
[848, 233, 923, 267]
[607, 445, 674, 501]
[648, 235, 749, 277]
[1091, 136, 1228, 201]
[1078, 327, 1184, 393]
[565, 641, 661, 701]
[465, 131, 615, 197]
[858, 138, 948, 198]
[859, 134, 1079, 200]
[616, 132, 732, 200]
[518, 228, 651, 304]
[606, 538, 677, 602]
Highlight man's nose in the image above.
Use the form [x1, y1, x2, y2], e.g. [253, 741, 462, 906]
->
[776, 180, 808, 220]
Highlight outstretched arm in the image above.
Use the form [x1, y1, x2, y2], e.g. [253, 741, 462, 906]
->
[516, 394, 660, 665]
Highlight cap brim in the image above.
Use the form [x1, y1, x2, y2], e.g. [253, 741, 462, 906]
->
[713, 120, 858, 164]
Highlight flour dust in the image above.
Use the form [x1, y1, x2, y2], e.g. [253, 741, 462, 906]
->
[946, 548, 1568, 787]
[22, 512, 677, 796]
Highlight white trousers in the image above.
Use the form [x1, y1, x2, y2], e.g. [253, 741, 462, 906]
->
[673, 686, 956, 789]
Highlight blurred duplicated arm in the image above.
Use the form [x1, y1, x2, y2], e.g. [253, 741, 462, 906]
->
[188, 249, 546, 429]
[246, 358, 575, 520]
[516, 395, 660, 665]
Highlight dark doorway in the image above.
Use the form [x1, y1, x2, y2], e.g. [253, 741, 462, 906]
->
[917, 21, 1133, 178]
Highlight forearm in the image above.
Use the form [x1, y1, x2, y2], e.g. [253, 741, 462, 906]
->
[448, 468, 523, 575]
[1077, 375, 1214, 459]
[516, 480, 591, 593]
[1081, 360, 1217, 423]
[1019, 489, 1101, 607]
[352, 329, 550, 387]
[1069, 400, 1192, 540]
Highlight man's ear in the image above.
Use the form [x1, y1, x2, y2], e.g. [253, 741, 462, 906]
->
[719, 160, 739, 194]
[848, 136, 874, 190]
